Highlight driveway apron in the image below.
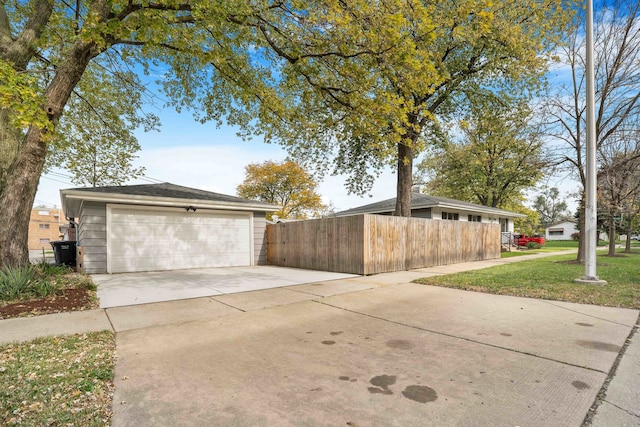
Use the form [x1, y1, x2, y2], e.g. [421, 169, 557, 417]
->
[111, 281, 638, 427]
[92, 266, 359, 308]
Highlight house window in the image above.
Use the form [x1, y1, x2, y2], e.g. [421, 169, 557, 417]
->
[549, 229, 564, 236]
[39, 223, 50, 229]
[442, 212, 459, 221]
[38, 210, 49, 215]
[39, 238, 50, 245]
[468, 215, 481, 222]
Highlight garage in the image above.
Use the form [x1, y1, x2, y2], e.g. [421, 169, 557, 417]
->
[60, 182, 277, 274]
[107, 205, 252, 273]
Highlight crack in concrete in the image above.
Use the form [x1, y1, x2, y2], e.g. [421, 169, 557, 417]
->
[583, 316, 640, 426]
[205, 297, 247, 313]
[103, 309, 116, 332]
[603, 400, 640, 419]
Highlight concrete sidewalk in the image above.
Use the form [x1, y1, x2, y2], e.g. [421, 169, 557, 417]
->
[1, 250, 638, 426]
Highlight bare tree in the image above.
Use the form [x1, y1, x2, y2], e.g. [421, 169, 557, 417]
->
[544, 0, 640, 262]
[598, 131, 640, 255]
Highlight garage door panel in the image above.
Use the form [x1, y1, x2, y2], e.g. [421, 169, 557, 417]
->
[108, 207, 252, 273]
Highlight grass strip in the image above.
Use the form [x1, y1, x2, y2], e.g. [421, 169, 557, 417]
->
[415, 251, 640, 309]
[0, 331, 115, 426]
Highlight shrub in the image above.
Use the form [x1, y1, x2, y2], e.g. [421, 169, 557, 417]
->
[526, 242, 543, 250]
[571, 232, 580, 241]
[0, 265, 36, 300]
[34, 262, 70, 276]
[32, 279, 62, 298]
[0, 264, 68, 301]
[0, 263, 94, 303]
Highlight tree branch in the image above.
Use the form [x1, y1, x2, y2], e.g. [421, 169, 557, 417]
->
[1, 0, 54, 69]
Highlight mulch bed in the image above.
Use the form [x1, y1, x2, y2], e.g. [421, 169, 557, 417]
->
[0, 288, 95, 320]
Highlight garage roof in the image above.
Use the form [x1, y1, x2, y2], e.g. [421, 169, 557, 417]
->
[61, 182, 279, 217]
[335, 193, 526, 218]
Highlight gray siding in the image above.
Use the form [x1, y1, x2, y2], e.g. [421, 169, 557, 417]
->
[253, 212, 268, 265]
[78, 201, 107, 274]
[412, 208, 432, 219]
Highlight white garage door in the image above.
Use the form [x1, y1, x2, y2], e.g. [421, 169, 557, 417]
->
[107, 205, 252, 273]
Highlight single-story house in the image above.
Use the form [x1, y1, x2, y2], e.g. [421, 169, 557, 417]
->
[60, 183, 278, 274]
[335, 193, 525, 233]
[545, 219, 577, 241]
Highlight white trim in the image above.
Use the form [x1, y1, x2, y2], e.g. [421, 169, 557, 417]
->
[106, 205, 113, 273]
[62, 189, 277, 218]
[248, 213, 255, 266]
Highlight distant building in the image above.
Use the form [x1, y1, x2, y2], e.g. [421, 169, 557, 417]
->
[28, 208, 65, 250]
[544, 219, 577, 241]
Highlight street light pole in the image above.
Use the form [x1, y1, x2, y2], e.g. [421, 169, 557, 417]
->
[575, 0, 606, 285]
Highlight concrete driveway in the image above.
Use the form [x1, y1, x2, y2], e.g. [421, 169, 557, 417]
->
[110, 275, 639, 426]
[91, 266, 359, 308]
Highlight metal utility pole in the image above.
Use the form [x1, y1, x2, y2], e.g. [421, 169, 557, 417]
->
[575, 0, 606, 285]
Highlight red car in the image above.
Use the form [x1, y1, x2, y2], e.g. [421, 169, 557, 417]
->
[513, 234, 545, 247]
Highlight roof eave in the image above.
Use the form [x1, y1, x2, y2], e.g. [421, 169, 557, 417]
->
[432, 202, 527, 218]
[337, 202, 526, 218]
[60, 189, 278, 217]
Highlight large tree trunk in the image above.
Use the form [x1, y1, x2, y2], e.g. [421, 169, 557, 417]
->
[0, 126, 48, 266]
[0, 41, 98, 267]
[395, 142, 413, 217]
[0, 0, 54, 194]
[0, 110, 21, 193]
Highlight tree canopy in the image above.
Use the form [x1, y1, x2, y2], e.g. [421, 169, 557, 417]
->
[0, 0, 220, 266]
[0, 0, 572, 267]
[45, 65, 156, 187]
[532, 186, 571, 228]
[418, 100, 547, 209]
[237, 160, 326, 221]
[163, 0, 571, 216]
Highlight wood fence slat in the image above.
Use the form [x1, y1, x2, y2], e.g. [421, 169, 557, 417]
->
[266, 214, 499, 275]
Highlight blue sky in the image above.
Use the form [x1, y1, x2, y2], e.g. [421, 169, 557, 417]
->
[35, 102, 399, 211]
[35, 83, 579, 213]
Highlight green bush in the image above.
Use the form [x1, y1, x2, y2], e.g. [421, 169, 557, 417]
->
[526, 241, 543, 250]
[32, 279, 62, 298]
[0, 265, 36, 300]
[34, 262, 70, 276]
[0, 264, 66, 301]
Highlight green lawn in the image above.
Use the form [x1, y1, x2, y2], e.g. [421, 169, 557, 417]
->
[501, 240, 578, 257]
[416, 250, 640, 309]
[501, 239, 639, 258]
[0, 331, 115, 426]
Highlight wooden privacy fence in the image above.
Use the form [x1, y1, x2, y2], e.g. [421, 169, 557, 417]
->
[266, 214, 500, 275]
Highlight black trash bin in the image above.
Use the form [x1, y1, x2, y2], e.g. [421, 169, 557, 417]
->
[50, 241, 77, 267]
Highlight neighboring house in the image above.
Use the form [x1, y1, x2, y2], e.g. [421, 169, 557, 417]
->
[335, 193, 525, 233]
[60, 183, 278, 274]
[28, 208, 64, 250]
[545, 219, 577, 241]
